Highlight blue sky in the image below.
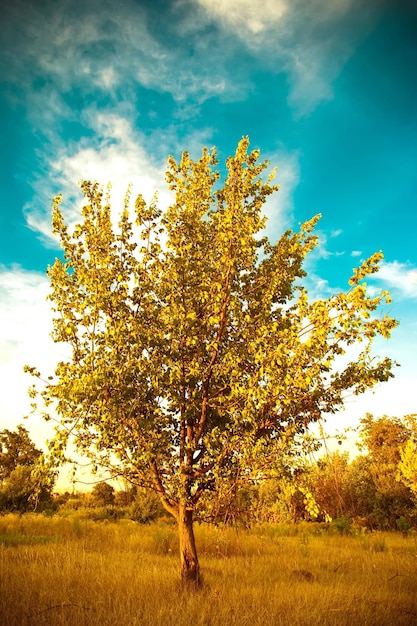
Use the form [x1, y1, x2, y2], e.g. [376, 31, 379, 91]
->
[0, 0, 416, 460]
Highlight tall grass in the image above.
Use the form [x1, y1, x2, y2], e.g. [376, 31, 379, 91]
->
[1, 513, 416, 625]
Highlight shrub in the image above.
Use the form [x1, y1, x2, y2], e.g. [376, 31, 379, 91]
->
[331, 516, 352, 535]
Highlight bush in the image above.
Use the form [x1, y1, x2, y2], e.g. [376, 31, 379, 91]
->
[396, 516, 411, 536]
[128, 488, 164, 523]
[331, 516, 352, 535]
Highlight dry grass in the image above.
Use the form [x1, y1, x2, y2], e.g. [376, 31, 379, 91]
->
[1, 514, 417, 625]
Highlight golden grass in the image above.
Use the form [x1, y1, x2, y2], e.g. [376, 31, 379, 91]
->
[1, 514, 416, 625]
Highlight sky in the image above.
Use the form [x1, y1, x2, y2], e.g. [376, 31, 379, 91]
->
[0, 0, 416, 476]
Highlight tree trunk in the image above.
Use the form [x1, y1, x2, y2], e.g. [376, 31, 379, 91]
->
[178, 503, 200, 587]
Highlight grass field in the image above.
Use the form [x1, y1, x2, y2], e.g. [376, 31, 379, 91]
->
[1, 513, 417, 625]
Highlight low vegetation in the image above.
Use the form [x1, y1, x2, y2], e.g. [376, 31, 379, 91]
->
[1, 512, 416, 625]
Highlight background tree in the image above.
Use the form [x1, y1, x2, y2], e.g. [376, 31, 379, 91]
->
[0, 425, 40, 480]
[354, 414, 415, 528]
[396, 414, 417, 500]
[0, 426, 55, 512]
[126, 486, 164, 523]
[358, 414, 411, 467]
[344, 454, 378, 526]
[308, 451, 354, 521]
[27, 138, 397, 585]
[398, 442, 417, 501]
[91, 482, 115, 507]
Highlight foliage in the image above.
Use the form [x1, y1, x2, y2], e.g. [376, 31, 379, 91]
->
[0, 426, 55, 512]
[398, 439, 417, 498]
[53, 487, 164, 523]
[358, 413, 411, 467]
[91, 482, 115, 507]
[397, 415, 417, 499]
[223, 415, 417, 531]
[355, 414, 415, 528]
[244, 471, 321, 526]
[26, 138, 397, 581]
[0, 425, 41, 481]
[307, 451, 352, 521]
[330, 515, 352, 535]
[127, 486, 165, 523]
[294, 415, 417, 530]
[345, 454, 379, 523]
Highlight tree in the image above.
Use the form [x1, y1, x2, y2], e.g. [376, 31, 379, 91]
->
[398, 438, 417, 500]
[356, 414, 415, 528]
[91, 481, 115, 506]
[396, 415, 417, 497]
[27, 138, 397, 584]
[0, 426, 55, 512]
[358, 414, 411, 468]
[309, 451, 354, 521]
[0, 425, 40, 481]
[347, 454, 378, 525]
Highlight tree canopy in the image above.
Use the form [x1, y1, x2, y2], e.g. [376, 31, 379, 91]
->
[0, 425, 41, 481]
[0, 426, 55, 512]
[26, 137, 397, 583]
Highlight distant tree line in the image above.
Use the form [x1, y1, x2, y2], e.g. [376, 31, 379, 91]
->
[234, 413, 417, 532]
[1, 414, 416, 532]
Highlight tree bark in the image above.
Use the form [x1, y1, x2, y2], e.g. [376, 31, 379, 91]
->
[178, 503, 200, 587]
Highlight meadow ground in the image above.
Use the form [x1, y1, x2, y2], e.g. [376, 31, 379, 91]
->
[1, 513, 416, 625]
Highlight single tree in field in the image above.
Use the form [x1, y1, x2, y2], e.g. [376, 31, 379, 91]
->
[26, 137, 397, 584]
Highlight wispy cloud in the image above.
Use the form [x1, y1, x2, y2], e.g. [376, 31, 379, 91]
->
[2, 0, 387, 132]
[196, 0, 289, 35]
[196, 0, 385, 116]
[306, 228, 347, 263]
[303, 249, 417, 303]
[1, 0, 242, 132]
[369, 260, 417, 300]
[23, 112, 175, 245]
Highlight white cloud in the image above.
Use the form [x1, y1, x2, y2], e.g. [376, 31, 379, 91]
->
[314, 365, 417, 457]
[23, 112, 174, 245]
[328, 369, 417, 432]
[3, 1, 154, 94]
[197, 0, 289, 35]
[351, 250, 362, 257]
[302, 228, 347, 267]
[0, 265, 105, 488]
[0, 266, 61, 448]
[96, 67, 118, 90]
[302, 271, 339, 301]
[369, 260, 417, 300]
